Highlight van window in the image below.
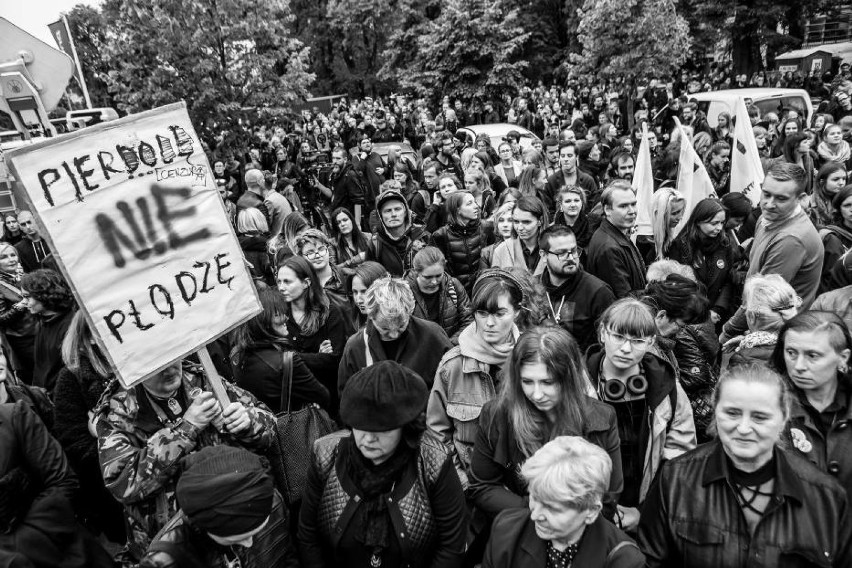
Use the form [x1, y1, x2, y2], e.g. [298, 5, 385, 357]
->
[751, 97, 807, 122]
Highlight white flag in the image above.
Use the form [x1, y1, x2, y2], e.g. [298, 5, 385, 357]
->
[633, 123, 655, 237]
[674, 117, 716, 237]
[730, 97, 764, 206]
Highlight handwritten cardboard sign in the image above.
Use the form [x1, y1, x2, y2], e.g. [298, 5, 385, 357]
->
[5, 102, 260, 388]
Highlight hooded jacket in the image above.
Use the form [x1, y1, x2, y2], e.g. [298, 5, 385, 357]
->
[405, 272, 473, 344]
[538, 269, 615, 352]
[366, 190, 429, 276]
[586, 346, 697, 503]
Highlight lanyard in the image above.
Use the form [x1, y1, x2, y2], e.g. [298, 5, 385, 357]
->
[548, 295, 566, 323]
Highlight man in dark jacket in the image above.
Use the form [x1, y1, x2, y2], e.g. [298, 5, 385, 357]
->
[366, 191, 428, 277]
[316, 147, 365, 226]
[543, 141, 599, 212]
[586, 182, 647, 299]
[537, 225, 615, 351]
[353, 136, 386, 213]
[14, 211, 51, 273]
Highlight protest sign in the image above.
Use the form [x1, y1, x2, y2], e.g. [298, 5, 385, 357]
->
[5, 102, 261, 389]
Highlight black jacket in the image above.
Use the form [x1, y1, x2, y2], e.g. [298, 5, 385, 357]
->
[429, 218, 496, 292]
[238, 233, 272, 284]
[406, 272, 473, 344]
[366, 193, 429, 277]
[329, 163, 365, 216]
[484, 507, 644, 568]
[638, 441, 852, 568]
[14, 238, 51, 273]
[230, 343, 330, 414]
[544, 169, 599, 212]
[32, 309, 75, 393]
[586, 219, 647, 299]
[668, 233, 736, 318]
[539, 269, 615, 351]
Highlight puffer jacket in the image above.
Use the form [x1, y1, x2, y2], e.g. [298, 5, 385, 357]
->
[639, 441, 852, 568]
[366, 190, 429, 276]
[298, 431, 468, 568]
[669, 322, 720, 443]
[429, 218, 496, 293]
[406, 272, 474, 344]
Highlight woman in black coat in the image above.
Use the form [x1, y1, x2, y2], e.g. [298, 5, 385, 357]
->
[0, 242, 35, 383]
[237, 207, 273, 285]
[668, 198, 737, 326]
[52, 312, 126, 544]
[429, 191, 495, 293]
[230, 288, 330, 414]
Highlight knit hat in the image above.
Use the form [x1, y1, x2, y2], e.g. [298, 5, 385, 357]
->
[177, 446, 273, 537]
[340, 360, 428, 431]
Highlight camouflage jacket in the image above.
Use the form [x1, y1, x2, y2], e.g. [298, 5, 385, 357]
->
[95, 366, 276, 561]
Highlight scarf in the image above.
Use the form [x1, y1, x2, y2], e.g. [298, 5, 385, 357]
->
[817, 140, 851, 164]
[341, 435, 415, 554]
[458, 322, 519, 365]
[736, 331, 778, 352]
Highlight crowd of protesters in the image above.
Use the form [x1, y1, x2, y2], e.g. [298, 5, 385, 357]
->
[4, 61, 852, 568]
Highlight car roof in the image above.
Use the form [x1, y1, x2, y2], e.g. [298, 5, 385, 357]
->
[688, 88, 810, 102]
[460, 124, 538, 138]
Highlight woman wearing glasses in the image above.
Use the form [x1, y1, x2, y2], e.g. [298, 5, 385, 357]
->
[293, 229, 352, 323]
[469, 325, 622, 522]
[586, 298, 696, 532]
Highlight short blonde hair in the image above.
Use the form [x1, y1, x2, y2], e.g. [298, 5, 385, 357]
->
[365, 277, 415, 322]
[647, 259, 696, 283]
[743, 273, 797, 314]
[236, 207, 269, 234]
[521, 436, 611, 511]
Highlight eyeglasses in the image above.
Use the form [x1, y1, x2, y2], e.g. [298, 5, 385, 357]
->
[606, 329, 653, 349]
[301, 245, 329, 259]
[546, 248, 580, 260]
[770, 295, 802, 313]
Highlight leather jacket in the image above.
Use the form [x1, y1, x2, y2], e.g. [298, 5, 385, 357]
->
[639, 441, 852, 567]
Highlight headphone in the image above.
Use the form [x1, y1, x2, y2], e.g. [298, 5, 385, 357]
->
[600, 368, 648, 401]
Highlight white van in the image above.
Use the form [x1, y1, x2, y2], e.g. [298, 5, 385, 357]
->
[686, 88, 813, 128]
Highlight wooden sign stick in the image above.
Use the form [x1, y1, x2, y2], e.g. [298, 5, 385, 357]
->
[196, 345, 230, 407]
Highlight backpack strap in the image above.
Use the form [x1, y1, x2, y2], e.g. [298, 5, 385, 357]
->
[605, 541, 641, 566]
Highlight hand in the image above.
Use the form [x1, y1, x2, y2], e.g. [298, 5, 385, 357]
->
[183, 392, 222, 430]
[221, 402, 251, 434]
[710, 310, 721, 324]
[722, 335, 744, 353]
[617, 505, 641, 532]
[87, 410, 98, 437]
[433, 192, 443, 206]
[13, 300, 27, 310]
[375, 167, 384, 176]
[319, 339, 333, 354]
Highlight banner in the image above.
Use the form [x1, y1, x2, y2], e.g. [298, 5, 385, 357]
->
[6, 102, 261, 388]
[633, 122, 655, 237]
[48, 16, 92, 108]
[673, 117, 716, 236]
[730, 96, 764, 206]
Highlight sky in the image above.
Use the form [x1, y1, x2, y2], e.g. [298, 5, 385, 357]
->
[2, 0, 100, 45]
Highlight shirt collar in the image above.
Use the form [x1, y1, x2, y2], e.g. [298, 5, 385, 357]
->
[702, 441, 805, 505]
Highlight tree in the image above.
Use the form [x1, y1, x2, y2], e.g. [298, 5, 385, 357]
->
[101, 0, 314, 150]
[572, 0, 691, 80]
[62, 4, 115, 109]
[392, 0, 531, 101]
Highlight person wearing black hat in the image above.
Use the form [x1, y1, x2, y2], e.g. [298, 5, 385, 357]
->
[300, 360, 468, 568]
[139, 445, 296, 568]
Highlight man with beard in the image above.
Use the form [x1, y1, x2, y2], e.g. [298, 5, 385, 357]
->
[14, 211, 52, 273]
[537, 225, 614, 351]
[365, 190, 428, 276]
[586, 181, 647, 299]
[434, 131, 464, 180]
[541, 137, 560, 178]
[315, 147, 365, 227]
[609, 152, 635, 183]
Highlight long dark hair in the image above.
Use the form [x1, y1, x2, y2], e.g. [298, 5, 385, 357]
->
[682, 198, 729, 259]
[498, 326, 592, 458]
[279, 255, 329, 336]
[330, 207, 369, 253]
[230, 288, 292, 366]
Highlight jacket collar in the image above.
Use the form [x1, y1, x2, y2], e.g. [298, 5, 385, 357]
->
[586, 345, 676, 409]
[600, 218, 633, 244]
[701, 441, 806, 505]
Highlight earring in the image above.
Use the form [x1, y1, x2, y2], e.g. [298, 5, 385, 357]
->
[839, 363, 848, 374]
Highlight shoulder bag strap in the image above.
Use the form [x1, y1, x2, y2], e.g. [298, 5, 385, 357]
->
[363, 328, 374, 367]
[278, 351, 295, 413]
[605, 540, 641, 565]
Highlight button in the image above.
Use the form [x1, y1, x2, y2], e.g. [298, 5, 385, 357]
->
[828, 461, 841, 475]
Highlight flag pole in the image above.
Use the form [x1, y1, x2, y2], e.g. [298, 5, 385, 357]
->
[62, 14, 92, 109]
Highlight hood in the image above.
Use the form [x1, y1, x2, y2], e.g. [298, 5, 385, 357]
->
[586, 344, 677, 408]
[376, 189, 412, 241]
